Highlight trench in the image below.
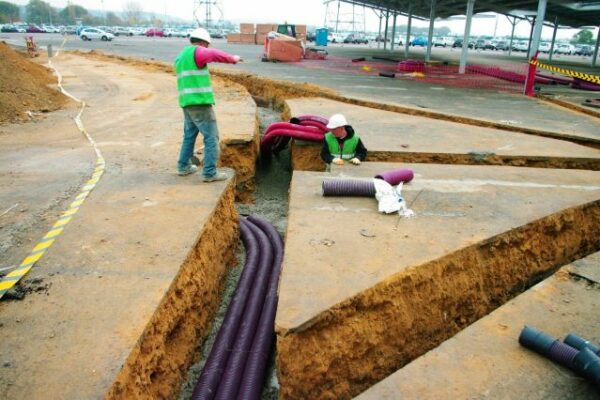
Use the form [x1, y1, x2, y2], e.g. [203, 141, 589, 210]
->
[178, 104, 290, 400]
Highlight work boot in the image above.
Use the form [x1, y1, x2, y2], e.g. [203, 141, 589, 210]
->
[177, 164, 198, 176]
[202, 171, 229, 182]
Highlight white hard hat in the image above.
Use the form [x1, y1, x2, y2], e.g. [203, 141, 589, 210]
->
[190, 28, 211, 44]
[326, 114, 348, 129]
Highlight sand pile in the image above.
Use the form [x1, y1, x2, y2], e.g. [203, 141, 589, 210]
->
[0, 42, 68, 124]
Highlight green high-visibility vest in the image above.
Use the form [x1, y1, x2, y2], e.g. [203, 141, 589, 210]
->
[325, 132, 359, 160]
[174, 46, 215, 107]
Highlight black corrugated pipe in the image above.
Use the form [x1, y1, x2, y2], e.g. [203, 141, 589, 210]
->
[322, 179, 376, 197]
[214, 220, 275, 400]
[191, 220, 260, 400]
[237, 215, 284, 400]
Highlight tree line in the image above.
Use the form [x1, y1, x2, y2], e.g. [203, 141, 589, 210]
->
[0, 0, 146, 26]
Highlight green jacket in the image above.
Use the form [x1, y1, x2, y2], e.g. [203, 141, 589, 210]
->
[174, 46, 215, 107]
[324, 132, 360, 160]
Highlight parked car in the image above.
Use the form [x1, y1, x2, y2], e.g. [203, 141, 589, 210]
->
[26, 25, 45, 33]
[495, 40, 509, 51]
[327, 32, 345, 43]
[512, 41, 529, 52]
[432, 36, 453, 47]
[1, 24, 18, 33]
[79, 28, 114, 41]
[452, 38, 474, 49]
[113, 27, 133, 36]
[555, 43, 574, 55]
[538, 42, 551, 53]
[343, 33, 368, 44]
[475, 39, 495, 50]
[574, 44, 592, 56]
[410, 36, 428, 46]
[145, 28, 165, 37]
[42, 25, 60, 33]
[208, 28, 225, 39]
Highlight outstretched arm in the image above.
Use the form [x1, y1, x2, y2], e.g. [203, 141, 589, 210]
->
[194, 47, 240, 68]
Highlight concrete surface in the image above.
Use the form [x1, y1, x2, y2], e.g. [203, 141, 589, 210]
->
[275, 162, 600, 399]
[3, 34, 599, 143]
[286, 97, 600, 170]
[277, 162, 600, 331]
[355, 252, 600, 400]
[0, 54, 246, 399]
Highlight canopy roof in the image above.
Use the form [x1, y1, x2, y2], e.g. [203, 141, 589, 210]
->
[341, 0, 600, 28]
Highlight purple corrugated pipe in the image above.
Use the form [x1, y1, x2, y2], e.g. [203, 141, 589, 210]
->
[374, 168, 414, 185]
[214, 220, 274, 400]
[191, 220, 260, 400]
[237, 216, 284, 400]
[322, 179, 376, 197]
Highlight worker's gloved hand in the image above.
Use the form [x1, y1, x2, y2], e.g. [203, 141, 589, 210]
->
[332, 158, 344, 165]
[233, 55, 242, 63]
[350, 157, 361, 165]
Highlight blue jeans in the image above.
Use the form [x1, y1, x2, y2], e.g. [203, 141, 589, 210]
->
[177, 105, 220, 177]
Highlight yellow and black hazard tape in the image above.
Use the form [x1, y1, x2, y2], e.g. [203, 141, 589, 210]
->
[0, 37, 105, 299]
[530, 59, 600, 85]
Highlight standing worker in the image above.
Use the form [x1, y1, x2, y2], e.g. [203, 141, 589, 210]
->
[320, 113, 367, 166]
[174, 27, 241, 181]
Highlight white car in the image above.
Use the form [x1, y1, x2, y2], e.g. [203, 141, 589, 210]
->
[555, 43, 574, 55]
[538, 42, 551, 53]
[432, 36, 454, 47]
[79, 28, 114, 41]
[327, 32, 345, 43]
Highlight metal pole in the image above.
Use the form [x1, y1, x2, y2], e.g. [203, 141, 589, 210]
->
[528, 0, 547, 59]
[405, 5, 412, 58]
[508, 16, 516, 56]
[383, 8, 389, 50]
[426, 0, 436, 62]
[549, 17, 558, 62]
[391, 12, 397, 51]
[458, 0, 475, 74]
[377, 11, 382, 49]
[459, 0, 475, 74]
[593, 25, 600, 67]
[526, 17, 535, 56]
[336, 0, 340, 33]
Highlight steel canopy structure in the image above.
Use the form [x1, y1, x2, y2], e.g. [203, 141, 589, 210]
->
[339, 0, 600, 28]
[332, 0, 600, 70]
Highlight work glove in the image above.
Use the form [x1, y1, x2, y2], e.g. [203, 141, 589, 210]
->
[233, 55, 242, 63]
[350, 157, 361, 165]
[332, 158, 344, 165]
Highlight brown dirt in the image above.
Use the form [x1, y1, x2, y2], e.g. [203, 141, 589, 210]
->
[276, 199, 600, 400]
[290, 141, 600, 172]
[106, 180, 239, 400]
[0, 42, 69, 124]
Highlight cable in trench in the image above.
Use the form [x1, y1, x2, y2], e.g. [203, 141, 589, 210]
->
[0, 39, 106, 299]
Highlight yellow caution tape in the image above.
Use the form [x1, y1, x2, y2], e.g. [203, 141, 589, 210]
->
[530, 59, 600, 85]
[0, 37, 105, 299]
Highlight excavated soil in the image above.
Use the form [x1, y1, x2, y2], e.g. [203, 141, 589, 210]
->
[289, 142, 600, 172]
[277, 200, 600, 400]
[0, 42, 69, 124]
[106, 181, 239, 400]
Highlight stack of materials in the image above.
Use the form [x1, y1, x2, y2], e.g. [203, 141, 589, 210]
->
[263, 32, 304, 62]
[228, 23, 256, 44]
[256, 24, 277, 45]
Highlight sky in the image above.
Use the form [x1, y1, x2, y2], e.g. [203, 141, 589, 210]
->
[11, 0, 595, 40]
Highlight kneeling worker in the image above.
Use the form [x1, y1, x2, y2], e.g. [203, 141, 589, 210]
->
[320, 113, 367, 166]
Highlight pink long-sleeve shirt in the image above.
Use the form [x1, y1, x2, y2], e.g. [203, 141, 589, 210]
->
[194, 47, 238, 68]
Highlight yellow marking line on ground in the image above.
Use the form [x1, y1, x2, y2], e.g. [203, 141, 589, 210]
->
[0, 39, 106, 299]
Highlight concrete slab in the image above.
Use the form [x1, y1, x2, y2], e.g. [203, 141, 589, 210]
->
[0, 54, 242, 399]
[355, 252, 600, 399]
[276, 162, 600, 399]
[285, 98, 600, 171]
